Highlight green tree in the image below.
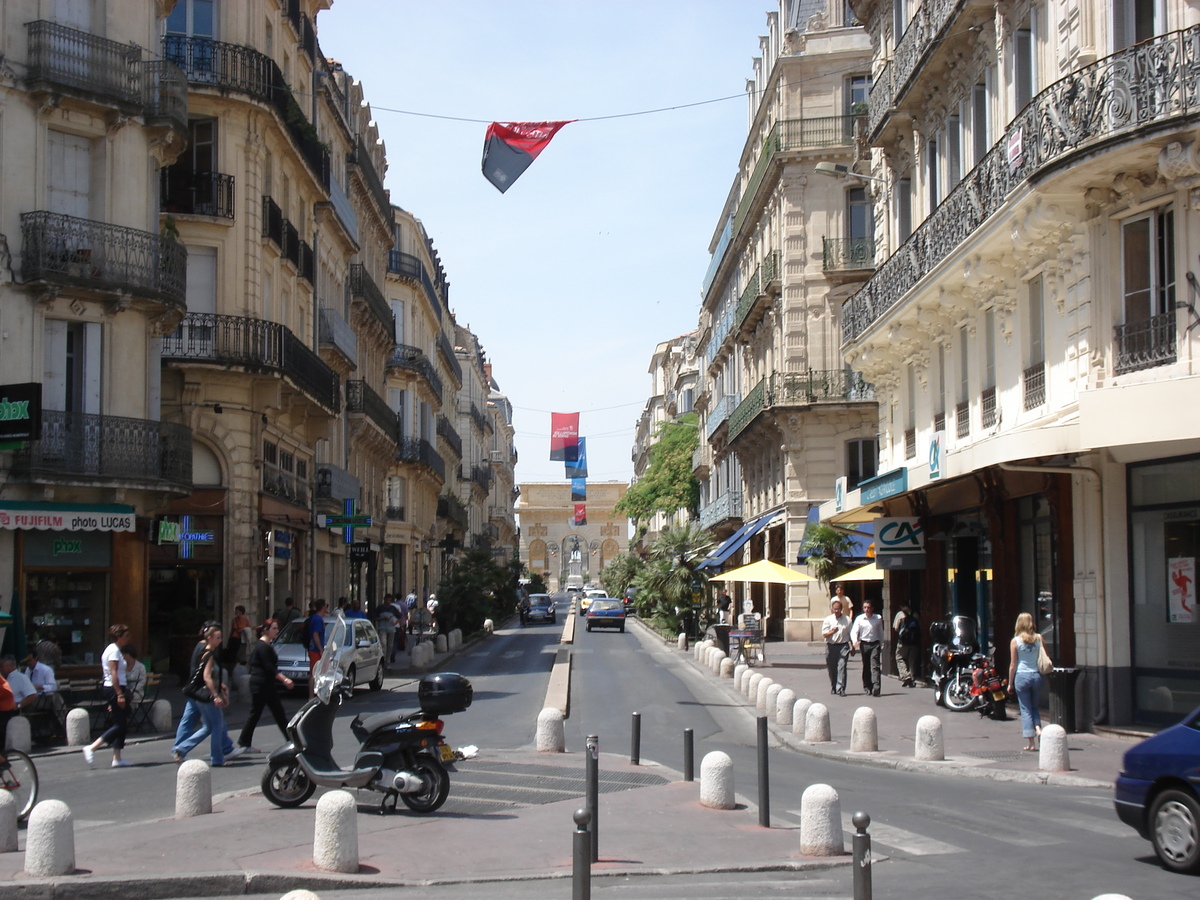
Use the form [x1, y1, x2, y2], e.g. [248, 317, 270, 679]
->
[599, 552, 643, 599]
[437, 550, 513, 637]
[614, 414, 701, 525]
[635, 522, 713, 629]
[799, 524, 857, 587]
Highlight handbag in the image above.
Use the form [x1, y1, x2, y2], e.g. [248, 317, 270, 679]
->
[1036, 637, 1054, 675]
[181, 651, 213, 703]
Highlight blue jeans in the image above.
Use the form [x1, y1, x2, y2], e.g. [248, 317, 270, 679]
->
[1014, 670, 1043, 738]
[173, 700, 233, 764]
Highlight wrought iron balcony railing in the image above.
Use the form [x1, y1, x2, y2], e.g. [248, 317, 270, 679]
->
[728, 370, 875, 442]
[349, 263, 394, 334]
[298, 239, 314, 286]
[728, 378, 766, 441]
[466, 402, 489, 434]
[705, 393, 741, 438]
[845, 26, 1200, 344]
[387, 345, 444, 402]
[387, 250, 444, 323]
[385, 505, 406, 522]
[822, 236, 876, 271]
[981, 386, 997, 429]
[866, 61, 892, 141]
[904, 428, 917, 459]
[437, 415, 463, 458]
[161, 169, 235, 219]
[20, 211, 186, 309]
[141, 59, 188, 135]
[262, 461, 309, 507]
[437, 492, 469, 529]
[348, 135, 391, 224]
[1115, 312, 1178, 374]
[282, 220, 300, 268]
[346, 379, 398, 441]
[955, 401, 970, 439]
[1023, 363, 1046, 410]
[470, 464, 493, 492]
[699, 491, 744, 530]
[162, 34, 329, 192]
[317, 306, 357, 366]
[399, 437, 445, 482]
[437, 332, 463, 385]
[262, 195, 284, 247]
[161, 313, 341, 413]
[10, 409, 191, 492]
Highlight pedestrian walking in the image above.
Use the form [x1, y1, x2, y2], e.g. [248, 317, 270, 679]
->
[831, 582, 854, 620]
[173, 623, 240, 766]
[304, 599, 329, 696]
[274, 596, 301, 628]
[892, 601, 921, 687]
[375, 595, 397, 664]
[82, 624, 133, 768]
[237, 619, 294, 752]
[405, 590, 418, 634]
[393, 595, 408, 658]
[426, 593, 439, 633]
[717, 589, 732, 625]
[1009, 612, 1051, 751]
[226, 604, 251, 670]
[849, 600, 885, 696]
[821, 597, 851, 695]
[172, 623, 240, 764]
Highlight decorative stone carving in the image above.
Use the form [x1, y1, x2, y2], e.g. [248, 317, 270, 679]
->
[1158, 140, 1200, 183]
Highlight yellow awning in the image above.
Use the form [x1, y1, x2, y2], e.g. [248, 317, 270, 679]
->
[707, 559, 814, 584]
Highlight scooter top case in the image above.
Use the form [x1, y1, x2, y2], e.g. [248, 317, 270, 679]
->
[418, 672, 473, 715]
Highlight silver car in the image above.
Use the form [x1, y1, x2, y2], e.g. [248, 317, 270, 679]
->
[274, 615, 385, 692]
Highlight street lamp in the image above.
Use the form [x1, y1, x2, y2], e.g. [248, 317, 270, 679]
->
[814, 161, 888, 184]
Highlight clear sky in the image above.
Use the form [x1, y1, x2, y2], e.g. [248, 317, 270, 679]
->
[315, 1, 770, 488]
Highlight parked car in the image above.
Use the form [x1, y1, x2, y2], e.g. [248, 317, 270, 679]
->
[586, 598, 626, 632]
[622, 586, 638, 614]
[524, 594, 556, 625]
[1114, 704, 1200, 873]
[274, 616, 385, 692]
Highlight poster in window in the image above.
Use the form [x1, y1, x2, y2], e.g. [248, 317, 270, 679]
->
[1168, 557, 1195, 624]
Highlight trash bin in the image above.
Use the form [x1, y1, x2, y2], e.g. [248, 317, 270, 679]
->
[1045, 667, 1080, 732]
[705, 624, 732, 656]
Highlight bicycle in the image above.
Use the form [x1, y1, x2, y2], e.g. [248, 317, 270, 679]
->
[0, 749, 39, 821]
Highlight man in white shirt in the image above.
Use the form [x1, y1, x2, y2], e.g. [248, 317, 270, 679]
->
[0, 655, 38, 709]
[821, 598, 851, 696]
[25, 648, 58, 695]
[849, 600, 885, 696]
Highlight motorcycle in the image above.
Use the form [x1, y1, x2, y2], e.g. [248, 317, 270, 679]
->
[930, 615, 982, 712]
[968, 654, 1009, 720]
[261, 613, 473, 814]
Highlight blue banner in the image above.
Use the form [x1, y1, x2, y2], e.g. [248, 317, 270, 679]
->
[564, 437, 588, 478]
[571, 477, 587, 501]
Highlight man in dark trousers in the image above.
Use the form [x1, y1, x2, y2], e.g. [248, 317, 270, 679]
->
[893, 600, 921, 687]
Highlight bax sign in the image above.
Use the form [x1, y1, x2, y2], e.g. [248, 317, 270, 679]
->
[0, 382, 41, 441]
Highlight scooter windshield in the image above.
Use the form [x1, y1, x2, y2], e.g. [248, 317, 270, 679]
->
[951, 615, 977, 647]
[313, 613, 349, 704]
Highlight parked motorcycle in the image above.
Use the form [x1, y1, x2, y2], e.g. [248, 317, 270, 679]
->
[968, 654, 1009, 720]
[261, 614, 473, 814]
[930, 615, 982, 711]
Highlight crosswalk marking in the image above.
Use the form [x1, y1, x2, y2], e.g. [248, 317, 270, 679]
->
[838, 815, 965, 856]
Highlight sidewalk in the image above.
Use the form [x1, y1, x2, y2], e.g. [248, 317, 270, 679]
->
[668, 624, 1141, 788]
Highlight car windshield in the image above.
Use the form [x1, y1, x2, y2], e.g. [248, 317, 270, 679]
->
[591, 599, 621, 611]
[529, 595, 551, 606]
[277, 620, 306, 644]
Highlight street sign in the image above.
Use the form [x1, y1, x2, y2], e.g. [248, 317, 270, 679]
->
[349, 540, 372, 561]
[321, 515, 372, 527]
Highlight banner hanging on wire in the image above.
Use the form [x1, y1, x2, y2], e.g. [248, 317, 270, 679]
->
[564, 437, 588, 477]
[550, 412, 579, 461]
[481, 121, 573, 193]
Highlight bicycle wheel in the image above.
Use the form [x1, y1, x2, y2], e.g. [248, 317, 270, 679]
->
[0, 750, 39, 821]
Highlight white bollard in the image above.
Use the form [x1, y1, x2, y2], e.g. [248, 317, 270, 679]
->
[536, 707, 565, 752]
[150, 698, 173, 732]
[483, 618, 494, 634]
[175, 759, 212, 819]
[449, 629, 462, 650]
[1039, 723, 1070, 772]
[235, 671, 252, 704]
[65, 708, 90, 746]
[719, 657, 734, 678]
[732, 663, 748, 691]
[677, 633, 687, 651]
[775, 688, 796, 726]
[792, 698, 813, 735]
[24, 799, 75, 877]
[755, 677, 775, 711]
[746, 672, 764, 700]
[0, 791, 16, 853]
[711, 649, 727, 675]
[850, 707, 878, 752]
[799, 783, 843, 856]
[804, 702, 831, 742]
[1090, 895, 1135, 900]
[313, 789, 358, 873]
[915, 715, 944, 761]
[435, 634, 448, 653]
[699, 751, 735, 810]
[764, 683, 783, 719]
[279, 891, 323, 900]
[5, 716, 31, 753]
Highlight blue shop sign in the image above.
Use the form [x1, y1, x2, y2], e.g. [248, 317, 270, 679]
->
[858, 468, 909, 505]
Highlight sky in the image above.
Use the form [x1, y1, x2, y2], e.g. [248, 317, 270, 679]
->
[315, 1, 772, 488]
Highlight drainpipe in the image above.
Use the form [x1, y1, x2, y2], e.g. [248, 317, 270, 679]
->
[997, 460, 1108, 725]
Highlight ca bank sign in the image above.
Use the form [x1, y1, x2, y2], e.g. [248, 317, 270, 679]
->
[875, 517, 925, 570]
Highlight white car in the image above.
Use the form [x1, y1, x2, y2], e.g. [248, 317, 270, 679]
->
[274, 616, 385, 692]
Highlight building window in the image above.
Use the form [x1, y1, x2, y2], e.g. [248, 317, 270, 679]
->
[897, 177, 912, 242]
[946, 115, 962, 187]
[1014, 20, 1034, 112]
[982, 310, 997, 428]
[1114, 0, 1164, 51]
[1117, 207, 1177, 373]
[926, 139, 939, 211]
[934, 344, 947, 430]
[846, 438, 878, 490]
[972, 81, 991, 166]
[1024, 276, 1046, 410]
[905, 364, 917, 459]
[956, 326, 970, 439]
[893, 0, 910, 43]
[847, 74, 871, 116]
[44, 320, 101, 414]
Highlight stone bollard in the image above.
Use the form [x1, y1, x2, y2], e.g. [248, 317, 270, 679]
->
[1089, 895, 1134, 900]
[150, 698, 173, 732]
[719, 658, 734, 679]
[5, 715, 31, 753]
[536, 707, 565, 752]
[65, 708, 90, 746]
[692, 640, 704, 661]
[313, 790, 358, 873]
[435, 634, 448, 653]
[235, 671, 252, 704]
[0, 791, 16, 853]
[677, 633, 687, 651]
[914, 715, 944, 761]
[699, 751, 735, 810]
[175, 759, 212, 819]
[733, 664, 748, 692]
[711, 649, 727, 675]
[799, 784, 843, 856]
[765, 683, 783, 719]
[699, 640, 713, 662]
[746, 672, 764, 700]
[850, 707, 878, 752]
[279, 891, 323, 900]
[24, 800, 75, 877]
[449, 629, 462, 650]
[1039, 724, 1070, 772]
[792, 698, 813, 735]
[755, 677, 775, 711]
[804, 702, 831, 742]
[775, 688, 796, 727]
[484, 618, 494, 634]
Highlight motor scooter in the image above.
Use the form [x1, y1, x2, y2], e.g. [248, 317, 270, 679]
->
[261, 614, 472, 814]
[930, 615, 981, 711]
[968, 654, 1009, 720]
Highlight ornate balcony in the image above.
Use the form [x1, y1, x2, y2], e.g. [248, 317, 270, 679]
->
[10, 410, 191, 493]
[348, 135, 391, 224]
[346, 379, 398, 442]
[733, 251, 781, 336]
[981, 386, 997, 429]
[437, 415, 463, 458]
[262, 461, 309, 508]
[388, 250, 444, 323]
[349, 263, 393, 334]
[399, 437, 445, 482]
[469, 464, 492, 493]
[437, 332, 463, 385]
[845, 26, 1200, 344]
[21, 211, 186, 309]
[705, 393, 741, 438]
[464, 401, 489, 434]
[699, 491, 743, 531]
[955, 401, 970, 439]
[1022, 363, 1045, 410]
[728, 370, 875, 442]
[387, 345, 443, 402]
[437, 492, 469, 529]
[317, 306, 357, 367]
[1115, 312, 1177, 374]
[728, 378, 766, 442]
[161, 169, 235, 219]
[161, 313, 341, 413]
[822, 237, 876, 272]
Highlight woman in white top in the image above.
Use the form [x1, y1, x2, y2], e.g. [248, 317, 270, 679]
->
[83, 624, 133, 768]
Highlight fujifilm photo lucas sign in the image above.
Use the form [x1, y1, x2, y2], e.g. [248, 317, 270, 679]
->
[0, 508, 135, 532]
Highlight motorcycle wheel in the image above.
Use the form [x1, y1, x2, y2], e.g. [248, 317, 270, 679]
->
[399, 753, 450, 814]
[942, 672, 975, 711]
[261, 758, 316, 808]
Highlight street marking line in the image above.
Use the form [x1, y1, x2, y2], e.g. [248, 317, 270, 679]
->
[836, 814, 964, 856]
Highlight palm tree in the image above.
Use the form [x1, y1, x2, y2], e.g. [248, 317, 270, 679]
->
[637, 522, 713, 628]
[799, 524, 857, 587]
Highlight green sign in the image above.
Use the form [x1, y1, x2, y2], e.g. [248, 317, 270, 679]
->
[322, 515, 372, 527]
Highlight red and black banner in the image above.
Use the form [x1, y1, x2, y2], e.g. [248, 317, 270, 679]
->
[573, 504, 587, 526]
[481, 121, 573, 193]
[550, 412, 579, 461]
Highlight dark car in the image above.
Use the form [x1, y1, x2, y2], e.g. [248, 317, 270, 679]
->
[524, 594, 556, 625]
[586, 598, 626, 633]
[1114, 704, 1200, 873]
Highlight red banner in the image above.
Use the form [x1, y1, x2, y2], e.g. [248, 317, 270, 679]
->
[574, 504, 587, 526]
[550, 412, 579, 461]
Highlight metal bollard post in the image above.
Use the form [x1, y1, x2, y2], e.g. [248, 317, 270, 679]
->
[572, 808, 592, 900]
[683, 728, 694, 781]
[757, 715, 770, 827]
[630, 712, 641, 766]
[586, 734, 599, 863]
[852, 811, 872, 900]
